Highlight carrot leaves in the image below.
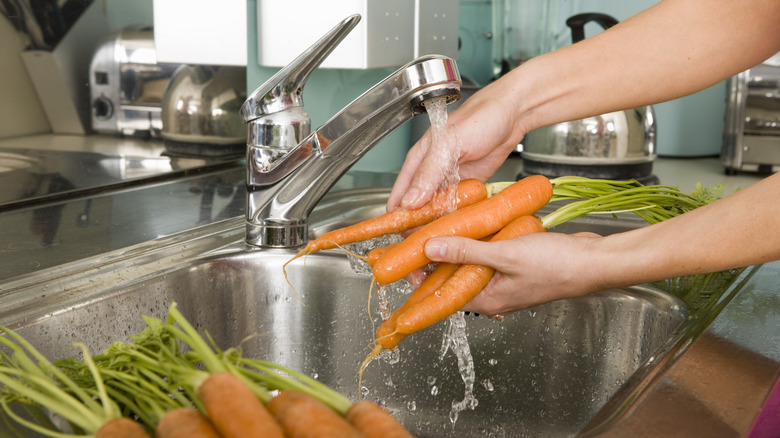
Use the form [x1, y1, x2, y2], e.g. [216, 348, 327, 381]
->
[0, 302, 362, 435]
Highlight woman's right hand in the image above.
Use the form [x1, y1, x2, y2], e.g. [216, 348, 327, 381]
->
[387, 77, 528, 212]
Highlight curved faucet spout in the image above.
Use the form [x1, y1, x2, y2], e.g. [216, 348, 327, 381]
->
[244, 19, 461, 248]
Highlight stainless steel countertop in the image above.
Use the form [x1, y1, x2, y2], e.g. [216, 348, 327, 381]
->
[0, 134, 243, 210]
[0, 136, 397, 281]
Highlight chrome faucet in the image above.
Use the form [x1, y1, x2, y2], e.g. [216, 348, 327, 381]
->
[240, 14, 461, 247]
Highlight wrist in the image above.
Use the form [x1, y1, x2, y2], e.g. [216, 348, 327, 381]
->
[584, 225, 675, 293]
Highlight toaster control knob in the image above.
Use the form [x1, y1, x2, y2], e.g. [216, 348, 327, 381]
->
[93, 97, 113, 120]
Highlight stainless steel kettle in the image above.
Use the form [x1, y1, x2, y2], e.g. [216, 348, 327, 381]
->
[521, 13, 657, 181]
[161, 65, 247, 157]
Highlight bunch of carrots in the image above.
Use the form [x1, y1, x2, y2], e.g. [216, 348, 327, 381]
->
[284, 175, 720, 361]
[0, 302, 415, 438]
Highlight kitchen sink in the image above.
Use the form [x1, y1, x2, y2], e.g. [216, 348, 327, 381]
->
[0, 188, 696, 437]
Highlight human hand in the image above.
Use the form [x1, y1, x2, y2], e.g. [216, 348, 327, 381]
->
[422, 231, 606, 317]
[387, 80, 527, 211]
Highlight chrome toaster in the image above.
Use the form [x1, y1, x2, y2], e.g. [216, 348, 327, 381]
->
[89, 26, 181, 138]
[722, 53, 780, 174]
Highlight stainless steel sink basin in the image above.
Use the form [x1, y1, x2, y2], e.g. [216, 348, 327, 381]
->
[0, 188, 692, 437]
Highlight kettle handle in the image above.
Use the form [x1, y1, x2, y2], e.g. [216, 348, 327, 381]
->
[566, 13, 619, 44]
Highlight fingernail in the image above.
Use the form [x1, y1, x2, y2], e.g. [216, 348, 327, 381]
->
[401, 188, 422, 208]
[425, 240, 448, 259]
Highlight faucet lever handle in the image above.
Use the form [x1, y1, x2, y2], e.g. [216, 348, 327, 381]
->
[240, 14, 361, 123]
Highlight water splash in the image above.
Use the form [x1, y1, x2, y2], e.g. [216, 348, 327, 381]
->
[344, 234, 404, 275]
[439, 311, 478, 424]
[377, 283, 391, 321]
[379, 347, 400, 365]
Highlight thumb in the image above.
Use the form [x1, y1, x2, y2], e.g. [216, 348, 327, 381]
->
[424, 236, 495, 266]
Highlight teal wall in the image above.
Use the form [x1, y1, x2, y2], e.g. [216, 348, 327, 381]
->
[106, 0, 154, 31]
[245, 0, 412, 172]
[457, 1, 494, 86]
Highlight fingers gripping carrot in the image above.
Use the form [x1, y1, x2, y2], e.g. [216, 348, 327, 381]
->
[371, 175, 553, 285]
[346, 400, 415, 438]
[395, 215, 546, 336]
[371, 235, 495, 355]
[291, 179, 487, 259]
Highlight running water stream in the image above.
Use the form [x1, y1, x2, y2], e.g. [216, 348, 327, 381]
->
[421, 97, 461, 215]
[423, 97, 480, 423]
[347, 97, 479, 424]
[440, 312, 479, 423]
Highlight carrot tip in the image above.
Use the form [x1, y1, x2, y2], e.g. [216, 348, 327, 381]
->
[367, 278, 377, 340]
[282, 254, 306, 307]
[358, 344, 383, 398]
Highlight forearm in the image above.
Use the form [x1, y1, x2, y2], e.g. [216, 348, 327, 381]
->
[587, 172, 780, 291]
[506, 0, 780, 135]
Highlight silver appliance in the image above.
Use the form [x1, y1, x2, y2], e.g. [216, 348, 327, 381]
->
[160, 65, 247, 157]
[89, 27, 181, 138]
[521, 14, 657, 182]
[722, 54, 780, 174]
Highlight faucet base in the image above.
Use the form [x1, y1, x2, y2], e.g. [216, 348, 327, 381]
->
[246, 221, 307, 248]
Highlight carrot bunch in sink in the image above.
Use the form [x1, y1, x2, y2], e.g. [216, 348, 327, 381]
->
[0, 302, 415, 438]
[284, 175, 721, 360]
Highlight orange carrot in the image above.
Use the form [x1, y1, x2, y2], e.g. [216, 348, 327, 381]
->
[96, 418, 150, 438]
[376, 262, 459, 350]
[155, 408, 222, 438]
[198, 371, 285, 438]
[292, 179, 487, 258]
[372, 175, 553, 285]
[394, 215, 546, 336]
[346, 400, 415, 438]
[372, 235, 494, 353]
[267, 390, 365, 438]
[366, 242, 400, 267]
[358, 262, 459, 381]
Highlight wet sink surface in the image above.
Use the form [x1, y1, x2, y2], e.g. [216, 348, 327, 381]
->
[0, 190, 689, 437]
